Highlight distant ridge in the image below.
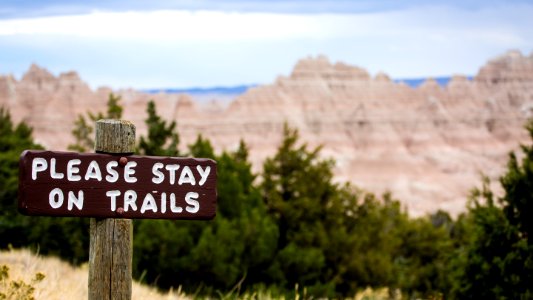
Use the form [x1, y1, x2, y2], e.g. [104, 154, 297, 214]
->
[3, 49, 530, 216]
[143, 84, 256, 95]
[142, 77, 474, 96]
[394, 76, 473, 88]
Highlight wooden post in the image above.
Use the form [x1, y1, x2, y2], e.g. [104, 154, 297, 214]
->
[89, 119, 135, 300]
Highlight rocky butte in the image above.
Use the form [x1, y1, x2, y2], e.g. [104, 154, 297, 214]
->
[1, 50, 532, 216]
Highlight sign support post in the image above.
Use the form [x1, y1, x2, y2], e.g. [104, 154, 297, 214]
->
[89, 119, 135, 300]
[18, 119, 217, 298]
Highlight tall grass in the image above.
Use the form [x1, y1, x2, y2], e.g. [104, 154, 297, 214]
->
[0, 248, 412, 299]
[0, 248, 189, 300]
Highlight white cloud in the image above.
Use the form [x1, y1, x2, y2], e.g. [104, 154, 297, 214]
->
[1, 6, 531, 45]
[0, 10, 329, 40]
[0, 4, 532, 88]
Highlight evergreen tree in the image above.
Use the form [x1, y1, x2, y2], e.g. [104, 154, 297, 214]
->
[395, 212, 454, 298]
[0, 107, 90, 264]
[201, 139, 278, 287]
[134, 136, 278, 293]
[69, 93, 123, 152]
[0, 108, 42, 247]
[106, 93, 123, 119]
[341, 193, 404, 291]
[258, 124, 455, 297]
[133, 100, 183, 287]
[501, 121, 533, 242]
[138, 100, 179, 156]
[261, 124, 355, 296]
[452, 121, 533, 298]
[188, 134, 215, 159]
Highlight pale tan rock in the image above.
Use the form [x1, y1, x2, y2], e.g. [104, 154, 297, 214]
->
[1, 50, 532, 217]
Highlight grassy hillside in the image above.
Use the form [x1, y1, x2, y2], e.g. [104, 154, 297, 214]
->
[0, 248, 397, 300]
[0, 248, 189, 300]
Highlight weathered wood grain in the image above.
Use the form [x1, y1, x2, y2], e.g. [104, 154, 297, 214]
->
[95, 119, 136, 154]
[89, 119, 134, 300]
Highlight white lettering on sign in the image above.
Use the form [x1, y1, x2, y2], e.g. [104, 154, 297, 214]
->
[124, 161, 137, 183]
[31, 157, 212, 186]
[165, 164, 180, 184]
[178, 166, 195, 185]
[84, 161, 102, 181]
[106, 161, 119, 183]
[124, 190, 137, 212]
[49, 188, 63, 208]
[170, 193, 183, 213]
[106, 190, 121, 211]
[140, 193, 157, 213]
[67, 159, 82, 181]
[150, 163, 211, 186]
[101, 190, 202, 214]
[68, 190, 84, 211]
[185, 192, 199, 213]
[196, 166, 211, 186]
[152, 163, 164, 184]
[29, 157, 213, 215]
[31, 157, 140, 184]
[32, 158, 47, 180]
[50, 158, 64, 179]
[160, 192, 167, 213]
[48, 188, 84, 210]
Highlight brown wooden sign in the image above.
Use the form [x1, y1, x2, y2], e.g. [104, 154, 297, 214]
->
[18, 150, 217, 219]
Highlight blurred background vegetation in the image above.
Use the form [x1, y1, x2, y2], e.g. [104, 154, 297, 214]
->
[1, 96, 532, 298]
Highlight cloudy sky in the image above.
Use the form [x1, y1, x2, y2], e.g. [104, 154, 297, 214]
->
[0, 0, 532, 89]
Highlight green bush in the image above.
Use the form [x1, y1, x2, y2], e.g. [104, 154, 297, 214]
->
[5, 98, 533, 298]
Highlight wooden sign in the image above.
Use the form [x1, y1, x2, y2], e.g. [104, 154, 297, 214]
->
[18, 150, 217, 219]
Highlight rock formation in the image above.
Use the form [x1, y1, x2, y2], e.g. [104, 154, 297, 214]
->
[1, 50, 532, 216]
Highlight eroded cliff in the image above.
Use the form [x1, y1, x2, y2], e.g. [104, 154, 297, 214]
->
[1, 50, 532, 216]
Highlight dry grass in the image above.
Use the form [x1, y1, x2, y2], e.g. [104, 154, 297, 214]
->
[0, 248, 406, 300]
[0, 248, 189, 300]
